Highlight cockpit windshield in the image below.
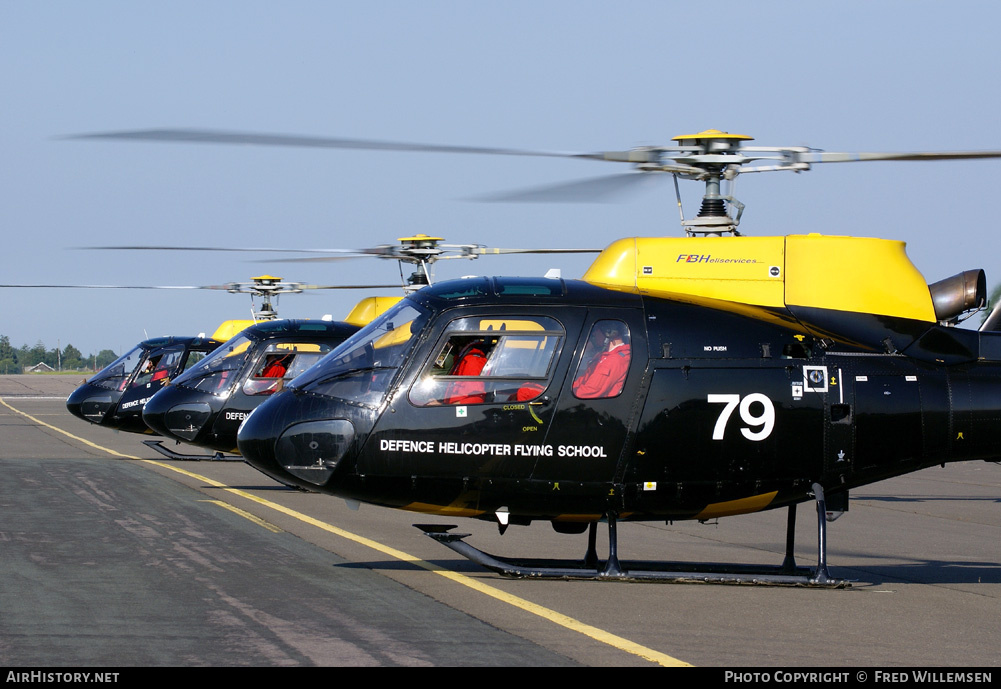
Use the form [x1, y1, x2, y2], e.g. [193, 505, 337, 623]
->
[171, 334, 254, 396]
[89, 345, 146, 391]
[290, 301, 428, 407]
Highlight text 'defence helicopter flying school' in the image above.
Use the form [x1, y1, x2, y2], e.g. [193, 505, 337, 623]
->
[69, 128, 1001, 586]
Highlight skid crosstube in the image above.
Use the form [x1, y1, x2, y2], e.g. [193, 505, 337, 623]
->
[415, 483, 850, 588]
[416, 524, 847, 587]
[142, 439, 239, 461]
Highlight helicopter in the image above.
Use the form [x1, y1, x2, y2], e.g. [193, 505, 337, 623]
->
[73, 128, 1001, 586]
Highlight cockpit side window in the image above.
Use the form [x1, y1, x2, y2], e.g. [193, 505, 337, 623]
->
[409, 316, 563, 407]
[132, 345, 186, 388]
[572, 320, 631, 400]
[242, 342, 333, 396]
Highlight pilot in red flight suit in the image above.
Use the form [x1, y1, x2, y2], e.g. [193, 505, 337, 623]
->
[444, 340, 489, 405]
[572, 327, 630, 399]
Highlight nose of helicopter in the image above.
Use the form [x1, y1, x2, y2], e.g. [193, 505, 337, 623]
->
[237, 390, 356, 492]
[142, 385, 214, 443]
[66, 382, 118, 425]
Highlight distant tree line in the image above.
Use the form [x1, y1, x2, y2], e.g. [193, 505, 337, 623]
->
[0, 335, 118, 374]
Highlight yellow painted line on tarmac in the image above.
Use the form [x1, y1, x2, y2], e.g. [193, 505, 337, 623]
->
[2, 397, 691, 667]
[229, 488, 690, 667]
[200, 499, 284, 533]
[1, 397, 143, 459]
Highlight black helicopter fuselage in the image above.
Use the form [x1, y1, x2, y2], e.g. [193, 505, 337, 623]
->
[142, 319, 360, 453]
[66, 336, 221, 434]
[237, 276, 1001, 526]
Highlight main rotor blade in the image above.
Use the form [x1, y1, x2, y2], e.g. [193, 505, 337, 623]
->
[65, 128, 1001, 171]
[800, 150, 1001, 164]
[472, 172, 661, 203]
[297, 284, 400, 290]
[260, 246, 602, 264]
[0, 283, 398, 290]
[466, 247, 602, 255]
[65, 128, 606, 161]
[81, 245, 365, 255]
[81, 244, 601, 260]
[0, 283, 202, 289]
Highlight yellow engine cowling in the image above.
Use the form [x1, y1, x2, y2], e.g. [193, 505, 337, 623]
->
[583, 234, 941, 323]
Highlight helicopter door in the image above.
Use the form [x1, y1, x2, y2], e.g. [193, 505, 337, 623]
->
[116, 345, 187, 417]
[367, 313, 575, 480]
[531, 312, 646, 484]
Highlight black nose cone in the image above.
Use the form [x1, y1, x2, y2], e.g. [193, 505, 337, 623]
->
[66, 383, 118, 426]
[143, 386, 215, 444]
[238, 390, 355, 491]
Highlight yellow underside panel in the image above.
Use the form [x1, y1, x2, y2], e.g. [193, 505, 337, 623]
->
[695, 491, 778, 520]
[583, 234, 936, 322]
[401, 501, 486, 518]
[553, 514, 604, 522]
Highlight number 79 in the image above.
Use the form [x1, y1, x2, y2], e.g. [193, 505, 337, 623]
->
[707, 393, 775, 441]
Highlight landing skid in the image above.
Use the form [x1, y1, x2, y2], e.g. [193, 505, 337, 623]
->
[142, 439, 240, 461]
[416, 483, 849, 588]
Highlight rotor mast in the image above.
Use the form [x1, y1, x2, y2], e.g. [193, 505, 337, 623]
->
[395, 235, 442, 292]
[225, 275, 303, 321]
[670, 130, 754, 237]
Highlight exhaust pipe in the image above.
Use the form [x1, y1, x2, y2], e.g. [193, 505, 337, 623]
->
[929, 269, 986, 321]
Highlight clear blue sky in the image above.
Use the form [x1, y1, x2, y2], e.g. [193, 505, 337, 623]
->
[3, 1, 1001, 357]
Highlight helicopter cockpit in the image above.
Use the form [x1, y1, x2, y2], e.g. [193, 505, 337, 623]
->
[286, 278, 577, 410]
[77, 339, 211, 395]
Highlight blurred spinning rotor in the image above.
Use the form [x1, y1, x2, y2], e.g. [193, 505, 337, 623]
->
[69, 127, 1001, 236]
